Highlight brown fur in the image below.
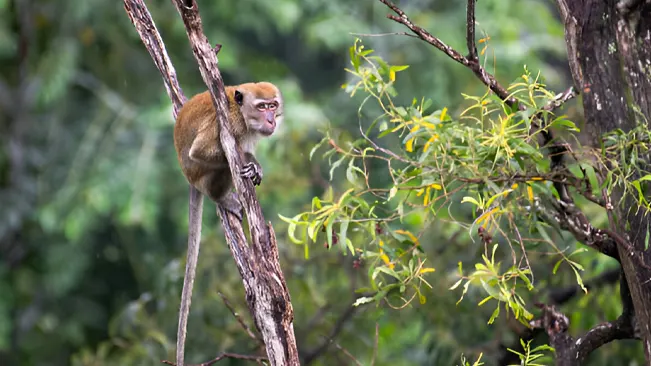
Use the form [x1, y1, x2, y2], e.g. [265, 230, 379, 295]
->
[173, 82, 281, 202]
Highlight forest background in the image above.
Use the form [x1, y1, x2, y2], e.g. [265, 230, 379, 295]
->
[0, 0, 645, 365]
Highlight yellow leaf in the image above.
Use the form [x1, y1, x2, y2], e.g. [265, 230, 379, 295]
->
[415, 188, 425, 196]
[479, 36, 490, 43]
[422, 134, 439, 153]
[423, 187, 430, 206]
[511, 183, 518, 190]
[440, 107, 448, 121]
[527, 185, 534, 202]
[530, 177, 543, 181]
[394, 229, 420, 246]
[420, 122, 437, 129]
[476, 206, 499, 227]
[430, 183, 442, 190]
[406, 138, 415, 152]
[390, 69, 396, 82]
[380, 253, 394, 269]
[419, 267, 436, 274]
[379, 239, 384, 247]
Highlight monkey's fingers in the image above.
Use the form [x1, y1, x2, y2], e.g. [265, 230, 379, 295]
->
[240, 162, 263, 186]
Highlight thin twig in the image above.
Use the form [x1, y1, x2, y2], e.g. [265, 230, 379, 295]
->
[378, 0, 517, 106]
[218, 292, 263, 347]
[349, 31, 418, 38]
[303, 305, 358, 364]
[370, 322, 379, 366]
[162, 352, 267, 366]
[542, 86, 578, 112]
[333, 342, 364, 366]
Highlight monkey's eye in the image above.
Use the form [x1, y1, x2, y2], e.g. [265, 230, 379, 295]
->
[268, 102, 278, 110]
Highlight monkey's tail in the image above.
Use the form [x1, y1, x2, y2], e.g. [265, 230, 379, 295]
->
[176, 186, 204, 366]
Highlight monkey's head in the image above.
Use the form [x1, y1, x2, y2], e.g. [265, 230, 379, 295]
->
[235, 82, 283, 137]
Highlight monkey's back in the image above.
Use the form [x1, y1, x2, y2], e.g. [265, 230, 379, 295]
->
[173, 89, 247, 201]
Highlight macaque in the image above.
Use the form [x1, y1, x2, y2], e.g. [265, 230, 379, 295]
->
[174, 82, 283, 218]
[172, 82, 283, 366]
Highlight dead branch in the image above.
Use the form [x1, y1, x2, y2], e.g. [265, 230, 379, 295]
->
[379, 0, 516, 106]
[122, 0, 299, 365]
[530, 303, 636, 365]
[302, 304, 358, 364]
[218, 292, 263, 347]
[162, 352, 267, 366]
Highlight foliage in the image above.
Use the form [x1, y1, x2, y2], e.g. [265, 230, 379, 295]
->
[0, 0, 645, 365]
[285, 38, 649, 360]
[507, 339, 554, 366]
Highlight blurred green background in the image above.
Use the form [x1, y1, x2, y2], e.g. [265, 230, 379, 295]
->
[0, 0, 642, 365]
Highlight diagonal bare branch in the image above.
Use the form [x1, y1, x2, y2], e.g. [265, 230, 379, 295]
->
[218, 292, 263, 347]
[378, 0, 516, 106]
[302, 304, 358, 364]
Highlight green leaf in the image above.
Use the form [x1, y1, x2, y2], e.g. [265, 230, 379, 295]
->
[449, 278, 464, 290]
[339, 219, 350, 252]
[488, 305, 500, 324]
[279, 214, 305, 244]
[329, 155, 346, 181]
[309, 137, 328, 160]
[352, 297, 374, 307]
[388, 186, 398, 201]
[461, 196, 482, 208]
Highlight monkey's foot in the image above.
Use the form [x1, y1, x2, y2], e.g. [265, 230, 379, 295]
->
[218, 192, 243, 221]
[241, 161, 263, 186]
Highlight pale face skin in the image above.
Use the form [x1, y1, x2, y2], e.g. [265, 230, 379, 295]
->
[238, 83, 284, 137]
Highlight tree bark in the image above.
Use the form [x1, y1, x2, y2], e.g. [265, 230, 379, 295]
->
[123, 1, 299, 364]
[557, 0, 651, 362]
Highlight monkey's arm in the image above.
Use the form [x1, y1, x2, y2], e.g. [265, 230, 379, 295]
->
[188, 131, 227, 168]
[241, 152, 263, 186]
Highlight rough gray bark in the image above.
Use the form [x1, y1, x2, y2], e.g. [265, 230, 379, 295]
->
[123, 0, 299, 365]
[556, 0, 651, 363]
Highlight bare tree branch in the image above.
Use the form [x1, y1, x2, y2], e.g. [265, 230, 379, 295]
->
[122, 0, 186, 110]
[162, 352, 267, 366]
[465, 0, 478, 61]
[531, 303, 636, 365]
[378, 0, 516, 106]
[218, 292, 263, 347]
[122, 1, 299, 365]
[302, 304, 358, 364]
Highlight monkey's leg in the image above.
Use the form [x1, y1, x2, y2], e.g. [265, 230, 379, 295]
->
[240, 152, 263, 186]
[218, 191, 243, 221]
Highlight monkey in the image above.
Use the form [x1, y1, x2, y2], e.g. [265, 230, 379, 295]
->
[172, 82, 283, 366]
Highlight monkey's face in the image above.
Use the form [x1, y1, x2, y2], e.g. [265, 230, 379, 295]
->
[238, 88, 283, 137]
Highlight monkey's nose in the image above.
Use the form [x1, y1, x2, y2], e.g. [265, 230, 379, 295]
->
[264, 111, 275, 126]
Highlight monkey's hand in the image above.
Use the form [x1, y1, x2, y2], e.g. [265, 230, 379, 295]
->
[241, 159, 263, 186]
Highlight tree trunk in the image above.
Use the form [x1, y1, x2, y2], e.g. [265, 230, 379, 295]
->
[558, 0, 651, 361]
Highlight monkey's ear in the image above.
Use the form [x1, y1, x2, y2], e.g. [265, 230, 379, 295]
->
[234, 90, 244, 106]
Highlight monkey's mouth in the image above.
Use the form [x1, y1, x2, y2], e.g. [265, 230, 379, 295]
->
[261, 123, 275, 136]
[263, 119, 276, 134]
